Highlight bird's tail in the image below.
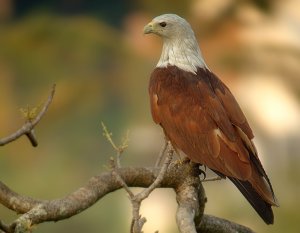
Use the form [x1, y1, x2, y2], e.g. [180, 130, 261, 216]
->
[227, 144, 278, 225]
[228, 176, 274, 224]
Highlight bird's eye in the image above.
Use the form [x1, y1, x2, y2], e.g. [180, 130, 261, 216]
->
[159, 22, 167, 27]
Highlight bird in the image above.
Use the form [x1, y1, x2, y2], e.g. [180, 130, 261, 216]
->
[144, 13, 278, 224]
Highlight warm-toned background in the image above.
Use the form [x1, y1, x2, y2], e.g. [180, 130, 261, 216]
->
[0, 0, 299, 232]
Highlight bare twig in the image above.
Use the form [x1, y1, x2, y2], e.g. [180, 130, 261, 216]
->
[101, 122, 129, 167]
[101, 122, 119, 152]
[201, 176, 222, 182]
[134, 145, 173, 201]
[155, 139, 169, 167]
[102, 123, 134, 197]
[25, 131, 38, 147]
[110, 157, 135, 199]
[0, 84, 56, 147]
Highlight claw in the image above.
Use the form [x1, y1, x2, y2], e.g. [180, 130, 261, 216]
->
[199, 166, 207, 180]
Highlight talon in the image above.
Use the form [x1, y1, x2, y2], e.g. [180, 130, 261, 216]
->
[199, 167, 206, 181]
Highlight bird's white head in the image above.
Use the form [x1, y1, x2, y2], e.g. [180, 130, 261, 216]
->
[144, 14, 207, 74]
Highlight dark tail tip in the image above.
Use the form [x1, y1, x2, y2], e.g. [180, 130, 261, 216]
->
[228, 177, 274, 224]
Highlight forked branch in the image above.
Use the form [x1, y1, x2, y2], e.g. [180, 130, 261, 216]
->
[0, 84, 56, 147]
[101, 123, 175, 233]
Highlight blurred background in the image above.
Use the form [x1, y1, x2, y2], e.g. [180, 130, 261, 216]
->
[0, 0, 299, 232]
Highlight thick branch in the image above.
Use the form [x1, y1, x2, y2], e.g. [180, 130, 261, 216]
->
[0, 84, 56, 147]
[175, 162, 205, 233]
[197, 215, 255, 233]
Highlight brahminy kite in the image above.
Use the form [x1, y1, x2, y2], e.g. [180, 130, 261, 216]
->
[144, 14, 278, 224]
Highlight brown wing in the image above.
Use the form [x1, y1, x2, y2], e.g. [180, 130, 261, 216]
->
[206, 70, 278, 205]
[207, 71, 257, 153]
[149, 66, 277, 208]
[209, 74, 253, 136]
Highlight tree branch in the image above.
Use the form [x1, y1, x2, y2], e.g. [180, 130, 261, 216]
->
[197, 215, 255, 233]
[0, 84, 56, 147]
[155, 139, 168, 167]
[0, 162, 193, 232]
[0, 161, 255, 233]
[175, 162, 206, 233]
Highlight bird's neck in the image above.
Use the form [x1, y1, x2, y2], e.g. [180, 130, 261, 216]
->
[157, 37, 207, 74]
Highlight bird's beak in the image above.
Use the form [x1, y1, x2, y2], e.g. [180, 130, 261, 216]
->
[143, 22, 154, 34]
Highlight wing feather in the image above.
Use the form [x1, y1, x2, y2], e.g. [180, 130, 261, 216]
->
[207, 70, 254, 139]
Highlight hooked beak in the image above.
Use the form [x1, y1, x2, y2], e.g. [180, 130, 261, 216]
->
[143, 22, 154, 34]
